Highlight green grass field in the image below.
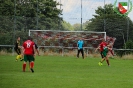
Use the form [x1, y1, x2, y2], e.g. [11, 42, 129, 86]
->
[0, 55, 133, 88]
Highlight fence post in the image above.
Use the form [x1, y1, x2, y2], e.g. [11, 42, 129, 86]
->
[62, 47, 64, 56]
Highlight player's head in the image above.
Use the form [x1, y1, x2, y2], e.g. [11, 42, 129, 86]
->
[17, 37, 20, 41]
[79, 37, 82, 40]
[102, 38, 105, 42]
[28, 36, 32, 41]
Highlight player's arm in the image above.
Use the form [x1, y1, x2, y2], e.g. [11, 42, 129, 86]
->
[82, 41, 84, 47]
[35, 44, 40, 56]
[95, 45, 100, 52]
[21, 46, 24, 56]
[77, 42, 79, 49]
[77, 42, 79, 47]
[18, 46, 22, 49]
[33, 45, 36, 56]
[107, 44, 112, 50]
[110, 38, 116, 47]
[35, 47, 40, 56]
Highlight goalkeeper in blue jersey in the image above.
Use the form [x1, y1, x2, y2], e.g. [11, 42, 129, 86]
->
[77, 38, 84, 59]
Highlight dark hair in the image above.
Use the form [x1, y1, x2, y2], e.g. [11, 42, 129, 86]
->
[16, 36, 20, 40]
[17, 36, 20, 39]
[28, 36, 33, 40]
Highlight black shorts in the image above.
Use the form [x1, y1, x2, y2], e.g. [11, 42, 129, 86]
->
[14, 47, 21, 55]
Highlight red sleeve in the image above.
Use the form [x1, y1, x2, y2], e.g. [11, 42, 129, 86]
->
[99, 43, 102, 47]
[106, 43, 108, 46]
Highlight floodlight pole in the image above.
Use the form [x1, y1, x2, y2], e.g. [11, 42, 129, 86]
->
[121, 32, 126, 49]
[117, 29, 126, 49]
[36, 0, 38, 30]
[59, 0, 61, 30]
[127, 0, 130, 41]
[103, 0, 106, 32]
[81, 0, 82, 31]
[13, 0, 17, 55]
[127, 16, 129, 41]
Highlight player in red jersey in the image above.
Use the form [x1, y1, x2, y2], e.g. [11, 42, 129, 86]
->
[22, 36, 36, 73]
[95, 43, 104, 60]
[95, 38, 110, 66]
[27, 38, 40, 70]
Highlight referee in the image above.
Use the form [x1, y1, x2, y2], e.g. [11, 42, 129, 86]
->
[77, 38, 84, 59]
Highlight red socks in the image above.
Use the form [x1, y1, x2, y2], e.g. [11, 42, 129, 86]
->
[23, 62, 34, 72]
[23, 63, 26, 72]
[106, 60, 110, 66]
[30, 62, 34, 69]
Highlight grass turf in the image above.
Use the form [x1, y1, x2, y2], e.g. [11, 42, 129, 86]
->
[0, 55, 133, 88]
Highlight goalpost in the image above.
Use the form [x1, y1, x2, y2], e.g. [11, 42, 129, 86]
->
[29, 30, 106, 56]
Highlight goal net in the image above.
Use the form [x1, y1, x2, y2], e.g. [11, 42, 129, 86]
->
[29, 30, 106, 56]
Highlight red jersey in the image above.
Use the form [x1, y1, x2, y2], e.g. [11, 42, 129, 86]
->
[23, 40, 35, 55]
[99, 42, 107, 51]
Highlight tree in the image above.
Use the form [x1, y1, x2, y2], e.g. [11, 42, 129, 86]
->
[0, 0, 63, 45]
[62, 21, 74, 31]
[72, 21, 89, 31]
[73, 23, 81, 31]
[86, 4, 133, 48]
[0, 0, 62, 31]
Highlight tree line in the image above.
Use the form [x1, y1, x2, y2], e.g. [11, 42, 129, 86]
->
[0, 0, 133, 51]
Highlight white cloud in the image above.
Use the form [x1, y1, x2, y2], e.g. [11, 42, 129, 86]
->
[55, 0, 133, 24]
[55, 0, 80, 13]
[128, 10, 133, 21]
[56, 0, 111, 13]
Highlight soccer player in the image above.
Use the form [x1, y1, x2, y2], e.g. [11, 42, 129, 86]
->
[28, 43, 40, 70]
[14, 37, 23, 61]
[77, 38, 84, 59]
[22, 36, 36, 73]
[96, 38, 110, 66]
[28, 39, 40, 70]
[108, 38, 116, 57]
[95, 44, 104, 65]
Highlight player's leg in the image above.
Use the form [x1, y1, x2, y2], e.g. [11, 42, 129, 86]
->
[23, 55, 28, 72]
[30, 61, 34, 73]
[16, 55, 20, 61]
[81, 49, 84, 59]
[15, 48, 20, 61]
[18, 49, 23, 61]
[77, 49, 80, 58]
[105, 55, 110, 66]
[28, 61, 30, 71]
[29, 55, 35, 73]
[103, 49, 110, 66]
[106, 57, 110, 66]
[98, 51, 105, 66]
[20, 48, 24, 60]
[28, 56, 35, 71]
[110, 48, 114, 56]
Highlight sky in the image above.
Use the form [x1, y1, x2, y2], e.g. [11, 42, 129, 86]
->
[55, 0, 133, 25]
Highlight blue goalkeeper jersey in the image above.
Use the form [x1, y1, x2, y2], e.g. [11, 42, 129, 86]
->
[77, 40, 84, 49]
